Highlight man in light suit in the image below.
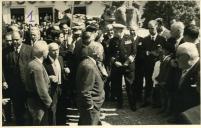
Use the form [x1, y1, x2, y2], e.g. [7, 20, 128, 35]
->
[43, 43, 69, 125]
[76, 43, 105, 125]
[26, 41, 52, 125]
[3, 31, 33, 125]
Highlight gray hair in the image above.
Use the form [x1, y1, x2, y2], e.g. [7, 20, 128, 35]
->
[48, 42, 59, 50]
[171, 21, 185, 31]
[33, 40, 48, 57]
[176, 42, 199, 60]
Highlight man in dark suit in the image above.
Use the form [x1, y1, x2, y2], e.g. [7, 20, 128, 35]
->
[76, 44, 105, 125]
[141, 20, 166, 107]
[169, 42, 200, 123]
[3, 31, 33, 125]
[43, 42, 69, 125]
[128, 26, 143, 110]
[26, 41, 52, 125]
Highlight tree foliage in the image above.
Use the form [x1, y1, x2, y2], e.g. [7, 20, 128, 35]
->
[142, 1, 200, 28]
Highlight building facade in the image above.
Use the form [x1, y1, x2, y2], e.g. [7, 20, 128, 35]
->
[2, 1, 106, 25]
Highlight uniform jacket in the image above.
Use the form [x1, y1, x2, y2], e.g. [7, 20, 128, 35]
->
[108, 37, 127, 65]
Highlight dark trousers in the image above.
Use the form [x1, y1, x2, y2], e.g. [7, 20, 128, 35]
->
[56, 86, 67, 125]
[104, 77, 111, 101]
[111, 67, 123, 105]
[144, 62, 155, 102]
[78, 107, 101, 125]
[2, 89, 12, 124]
[134, 62, 144, 101]
[49, 86, 60, 125]
[10, 89, 27, 125]
[124, 71, 135, 108]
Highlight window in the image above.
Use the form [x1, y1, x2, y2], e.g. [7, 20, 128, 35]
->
[38, 7, 53, 24]
[10, 8, 25, 23]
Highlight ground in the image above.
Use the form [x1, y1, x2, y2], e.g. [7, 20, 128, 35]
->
[67, 88, 169, 125]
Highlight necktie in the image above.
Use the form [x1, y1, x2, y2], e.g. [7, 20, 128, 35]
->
[151, 36, 155, 41]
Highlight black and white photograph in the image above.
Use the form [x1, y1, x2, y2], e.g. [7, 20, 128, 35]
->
[1, 0, 200, 126]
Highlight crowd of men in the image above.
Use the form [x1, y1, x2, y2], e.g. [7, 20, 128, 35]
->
[2, 14, 200, 125]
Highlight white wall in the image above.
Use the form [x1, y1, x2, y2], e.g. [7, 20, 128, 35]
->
[86, 1, 105, 18]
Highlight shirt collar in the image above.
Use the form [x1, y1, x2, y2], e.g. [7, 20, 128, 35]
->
[133, 35, 137, 41]
[34, 57, 43, 64]
[88, 56, 96, 65]
[176, 36, 183, 44]
[49, 55, 58, 63]
[15, 43, 22, 52]
[150, 34, 157, 40]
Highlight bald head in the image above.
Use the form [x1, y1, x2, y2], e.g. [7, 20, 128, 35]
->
[176, 42, 199, 70]
[171, 21, 185, 38]
[33, 41, 49, 59]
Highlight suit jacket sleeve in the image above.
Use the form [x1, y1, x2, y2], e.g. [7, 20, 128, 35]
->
[32, 66, 52, 108]
[77, 64, 95, 109]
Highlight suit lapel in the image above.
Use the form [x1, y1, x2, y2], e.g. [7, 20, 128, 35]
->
[46, 56, 55, 75]
[179, 60, 199, 87]
[58, 56, 64, 70]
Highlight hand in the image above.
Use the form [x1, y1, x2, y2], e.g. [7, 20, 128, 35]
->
[2, 98, 10, 105]
[2, 82, 8, 90]
[64, 67, 70, 74]
[150, 51, 158, 56]
[146, 51, 150, 56]
[170, 59, 177, 67]
[111, 57, 116, 63]
[114, 61, 122, 67]
[123, 60, 130, 67]
[49, 75, 58, 83]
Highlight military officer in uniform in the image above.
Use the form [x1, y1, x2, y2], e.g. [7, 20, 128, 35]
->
[108, 23, 127, 108]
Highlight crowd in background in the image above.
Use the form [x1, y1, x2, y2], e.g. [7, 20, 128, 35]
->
[2, 7, 200, 125]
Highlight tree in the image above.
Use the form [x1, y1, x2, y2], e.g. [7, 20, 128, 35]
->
[142, 1, 200, 28]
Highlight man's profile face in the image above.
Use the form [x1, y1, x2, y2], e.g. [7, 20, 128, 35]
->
[157, 25, 163, 33]
[176, 53, 189, 70]
[43, 48, 49, 59]
[58, 33, 64, 43]
[5, 34, 12, 45]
